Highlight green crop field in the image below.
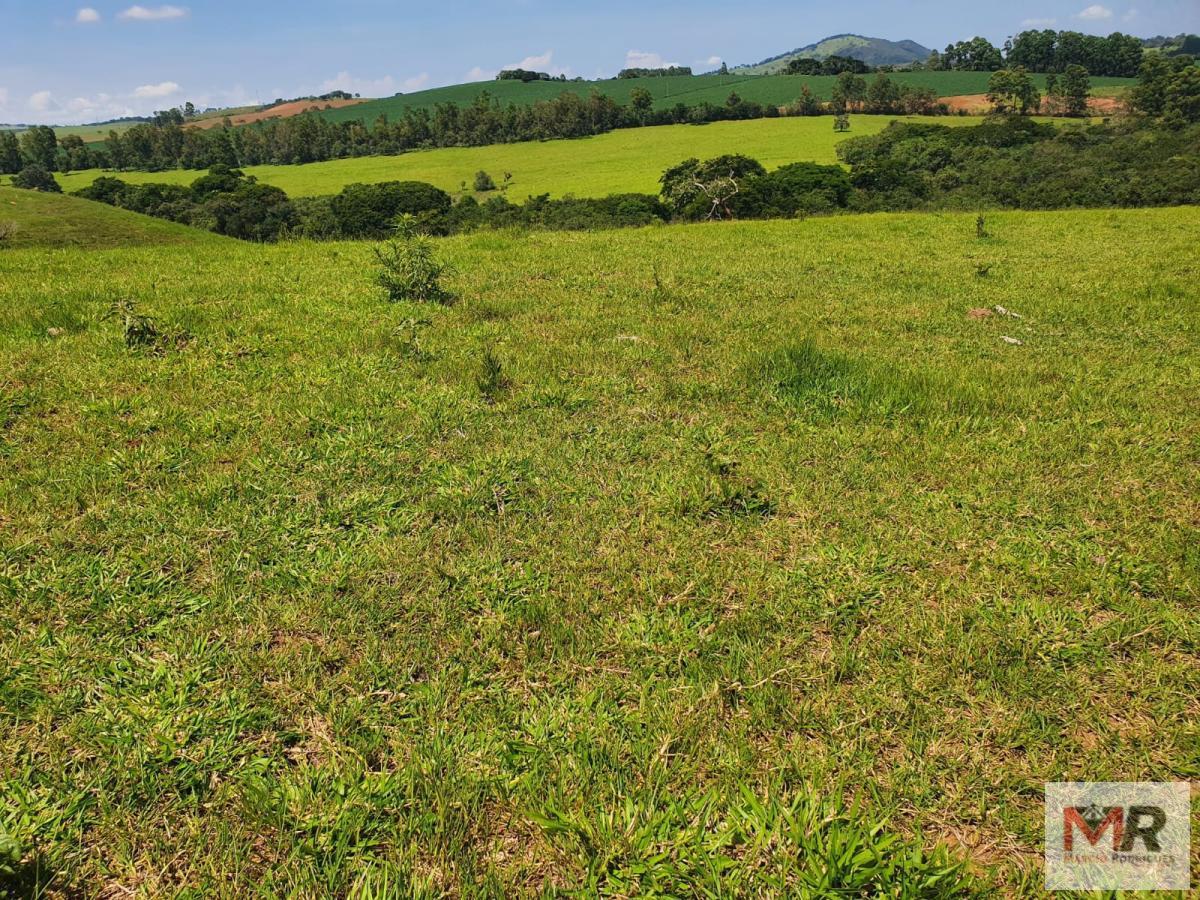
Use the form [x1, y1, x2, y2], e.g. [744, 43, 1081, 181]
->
[314, 71, 1135, 126]
[53, 114, 994, 199]
[1, 190, 1197, 895]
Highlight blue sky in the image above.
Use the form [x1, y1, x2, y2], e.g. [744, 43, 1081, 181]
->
[1, 0, 1196, 125]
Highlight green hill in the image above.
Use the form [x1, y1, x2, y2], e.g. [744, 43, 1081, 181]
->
[0, 186, 223, 249]
[736, 34, 935, 74]
[309, 70, 1132, 129]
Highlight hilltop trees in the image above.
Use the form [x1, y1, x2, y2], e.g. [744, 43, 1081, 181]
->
[784, 55, 871, 76]
[937, 37, 1004, 71]
[1005, 29, 1144, 77]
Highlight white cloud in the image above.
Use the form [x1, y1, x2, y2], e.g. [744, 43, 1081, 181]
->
[466, 66, 494, 82]
[29, 91, 54, 113]
[75, 7, 101, 23]
[133, 80, 181, 98]
[704, 55, 723, 66]
[403, 73, 429, 92]
[502, 50, 571, 77]
[321, 71, 393, 96]
[624, 50, 680, 70]
[1021, 17, 1058, 27]
[1076, 4, 1113, 20]
[119, 5, 188, 21]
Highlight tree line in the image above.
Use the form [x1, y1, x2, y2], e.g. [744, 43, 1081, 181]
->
[0, 76, 949, 176]
[928, 30, 1148, 77]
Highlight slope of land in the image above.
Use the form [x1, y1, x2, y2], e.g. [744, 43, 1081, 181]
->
[737, 34, 934, 73]
[0, 186, 223, 249]
[54, 114, 987, 199]
[311, 71, 1135, 127]
[185, 98, 368, 130]
[1, 206, 1197, 895]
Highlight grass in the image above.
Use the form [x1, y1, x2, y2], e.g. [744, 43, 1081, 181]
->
[314, 71, 1135, 127]
[0, 200, 1197, 895]
[0, 186, 225, 249]
[52, 114, 995, 199]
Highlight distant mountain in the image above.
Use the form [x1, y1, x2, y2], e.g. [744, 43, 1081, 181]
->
[736, 34, 933, 74]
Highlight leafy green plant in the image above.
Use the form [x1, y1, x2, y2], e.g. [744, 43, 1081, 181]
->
[475, 346, 510, 402]
[373, 216, 454, 304]
[473, 170, 497, 192]
[391, 316, 434, 362]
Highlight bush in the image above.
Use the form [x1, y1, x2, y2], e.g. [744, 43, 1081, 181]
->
[660, 155, 767, 220]
[197, 182, 297, 242]
[331, 181, 453, 239]
[734, 163, 852, 218]
[374, 216, 453, 304]
[473, 170, 497, 192]
[12, 165, 61, 193]
[75, 176, 130, 205]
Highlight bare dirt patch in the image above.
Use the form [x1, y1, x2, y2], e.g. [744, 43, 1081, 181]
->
[940, 94, 1125, 115]
[187, 98, 367, 130]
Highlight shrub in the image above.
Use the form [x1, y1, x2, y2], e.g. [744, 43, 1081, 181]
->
[374, 216, 453, 304]
[660, 155, 767, 220]
[0, 221, 16, 245]
[734, 163, 852, 218]
[12, 165, 61, 193]
[197, 183, 297, 242]
[331, 181, 453, 239]
[473, 170, 497, 192]
[75, 176, 129, 205]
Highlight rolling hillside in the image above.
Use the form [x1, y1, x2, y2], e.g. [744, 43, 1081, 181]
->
[54, 115, 989, 199]
[0, 186, 223, 249]
[311, 71, 1134, 129]
[737, 34, 934, 74]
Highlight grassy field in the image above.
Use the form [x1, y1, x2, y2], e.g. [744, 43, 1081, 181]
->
[315, 71, 1135, 126]
[51, 114, 992, 199]
[1, 192, 1197, 895]
[0, 186, 226, 249]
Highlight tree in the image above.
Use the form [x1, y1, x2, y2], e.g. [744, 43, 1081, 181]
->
[834, 72, 867, 112]
[942, 37, 1003, 71]
[833, 113, 850, 132]
[473, 170, 497, 191]
[987, 67, 1041, 115]
[787, 85, 822, 116]
[865, 74, 901, 114]
[183, 101, 197, 118]
[0, 131, 22, 175]
[1131, 54, 1199, 120]
[19, 126, 57, 170]
[1162, 65, 1200, 125]
[1063, 65, 1091, 117]
[629, 87, 653, 121]
[659, 155, 766, 220]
